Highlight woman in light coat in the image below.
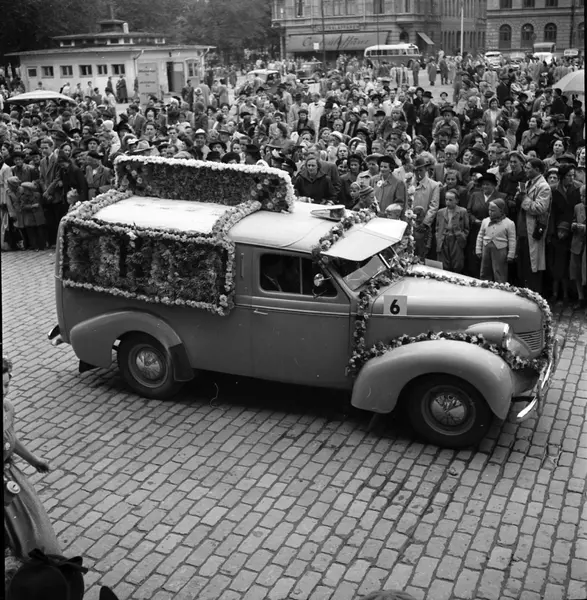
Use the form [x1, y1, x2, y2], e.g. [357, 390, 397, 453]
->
[516, 159, 552, 293]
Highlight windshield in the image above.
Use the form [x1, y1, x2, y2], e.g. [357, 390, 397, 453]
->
[331, 253, 390, 291]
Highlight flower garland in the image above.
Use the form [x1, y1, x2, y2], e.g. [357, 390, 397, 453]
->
[114, 155, 295, 213]
[59, 185, 270, 316]
[310, 183, 554, 379]
[311, 208, 377, 262]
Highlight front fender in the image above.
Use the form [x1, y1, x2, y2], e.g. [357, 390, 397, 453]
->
[351, 339, 514, 419]
[69, 310, 192, 381]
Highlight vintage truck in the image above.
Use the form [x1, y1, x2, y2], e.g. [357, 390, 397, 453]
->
[49, 156, 558, 448]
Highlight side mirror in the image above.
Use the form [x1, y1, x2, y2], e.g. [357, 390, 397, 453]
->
[313, 273, 328, 287]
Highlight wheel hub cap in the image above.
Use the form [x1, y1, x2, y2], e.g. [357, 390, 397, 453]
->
[430, 392, 467, 427]
[135, 349, 164, 381]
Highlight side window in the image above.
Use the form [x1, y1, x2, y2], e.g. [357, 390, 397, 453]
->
[260, 254, 302, 294]
[259, 254, 336, 297]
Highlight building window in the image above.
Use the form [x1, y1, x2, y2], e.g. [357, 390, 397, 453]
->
[373, 0, 384, 13]
[545, 0, 557, 5]
[27, 68, 37, 78]
[521, 23, 534, 48]
[578, 22, 584, 45]
[346, 0, 357, 13]
[498, 24, 512, 49]
[544, 23, 557, 42]
[60, 66, 73, 77]
[522, 0, 534, 6]
[79, 65, 93, 76]
[404, 0, 411, 10]
[296, 0, 304, 17]
[109, 38, 120, 44]
[97, 65, 108, 75]
[41, 66, 54, 78]
[112, 64, 126, 75]
[499, 0, 512, 7]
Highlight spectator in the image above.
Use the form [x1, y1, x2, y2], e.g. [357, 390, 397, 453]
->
[476, 197, 516, 283]
[436, 189, 469, 273]
[516, 158, 552, 293]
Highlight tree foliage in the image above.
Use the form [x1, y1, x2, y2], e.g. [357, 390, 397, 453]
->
[181, 0, 277, 57]
[0, 0, 277, 61]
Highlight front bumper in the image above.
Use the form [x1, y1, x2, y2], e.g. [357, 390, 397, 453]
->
[514, 337, 560, 422]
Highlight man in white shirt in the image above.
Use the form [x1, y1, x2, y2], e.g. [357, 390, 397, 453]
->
[308, 93, 324, 126]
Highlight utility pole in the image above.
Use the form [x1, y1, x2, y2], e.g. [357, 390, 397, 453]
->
[460, 0, 464, 56]
[320, 0, 327, 67]
[570, 0, 576, 48]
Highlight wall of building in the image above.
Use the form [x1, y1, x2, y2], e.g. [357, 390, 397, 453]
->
[273, 0, 442, 59]
[17, 48, 207, 98]
[486, 0, 583, 52]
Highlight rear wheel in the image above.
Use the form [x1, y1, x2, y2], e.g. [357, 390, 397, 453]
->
[406, 375, 492, 448]
[117, 333, 184, 400]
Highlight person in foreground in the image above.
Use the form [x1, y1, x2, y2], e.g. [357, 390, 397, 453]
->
[3, 355, 61, 558]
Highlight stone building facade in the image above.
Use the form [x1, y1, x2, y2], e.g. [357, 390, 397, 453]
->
[271, 0, 487, 60]
[486, 0, 584, 53]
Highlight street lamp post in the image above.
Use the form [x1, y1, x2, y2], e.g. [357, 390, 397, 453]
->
[320, 0, 327, 67]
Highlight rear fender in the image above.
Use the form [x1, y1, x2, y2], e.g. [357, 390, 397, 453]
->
[69, 311, 193, 381]
[350, 339, 514, 419]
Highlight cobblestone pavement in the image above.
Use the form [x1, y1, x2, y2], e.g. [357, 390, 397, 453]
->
[2, 250, 586, 600]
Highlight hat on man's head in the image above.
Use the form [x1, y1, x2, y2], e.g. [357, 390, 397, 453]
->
[508, 150, 526, 163]
[130, 140, 153, 155]
[440, 104, 456, 115]
[423, 91, 433, 99]
[245, 143, 261, 155]
[470, 143, 488, 159]
[194, 128, 207, 137]
[6, 549, 88, 600]
[479, 172, 498, 186]
[413, 156, 432, 169]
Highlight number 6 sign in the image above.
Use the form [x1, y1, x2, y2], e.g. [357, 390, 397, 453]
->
[383, 295, 408, 316]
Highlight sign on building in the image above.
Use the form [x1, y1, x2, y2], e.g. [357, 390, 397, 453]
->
[137, 62, 160, 106]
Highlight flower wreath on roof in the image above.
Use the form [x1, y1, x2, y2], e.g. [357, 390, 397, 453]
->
[115, 155, 296, 212]
[59, 156, 296, 316]
[312, 173, 555, 378]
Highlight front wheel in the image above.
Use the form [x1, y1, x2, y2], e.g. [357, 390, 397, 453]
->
[406, 376, 492, 448]
[117, 333, 184, 400]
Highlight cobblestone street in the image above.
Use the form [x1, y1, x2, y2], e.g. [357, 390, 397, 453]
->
[2, 250, 586, 600]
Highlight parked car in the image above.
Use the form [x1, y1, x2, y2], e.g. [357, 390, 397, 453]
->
[484, 50, 502, 68]
[296, 61, 323, 82]
[237, 69, 282, 96]
[49, 193, 558, 448]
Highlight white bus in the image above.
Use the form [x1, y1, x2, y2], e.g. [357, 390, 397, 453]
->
[364, 44, 421, 68]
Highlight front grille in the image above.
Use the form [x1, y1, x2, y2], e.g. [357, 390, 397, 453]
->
[518, 330, 544, 352]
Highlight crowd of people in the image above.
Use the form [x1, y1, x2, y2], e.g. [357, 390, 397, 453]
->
[0, 51, 585, 309]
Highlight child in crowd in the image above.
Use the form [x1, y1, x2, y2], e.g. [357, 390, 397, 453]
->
[476, 198, 516, 283]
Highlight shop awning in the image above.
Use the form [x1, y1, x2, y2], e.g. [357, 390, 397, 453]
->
[417, 32, 435, 45]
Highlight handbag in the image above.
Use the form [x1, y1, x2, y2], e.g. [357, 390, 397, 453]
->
[528, 185, 552, 241]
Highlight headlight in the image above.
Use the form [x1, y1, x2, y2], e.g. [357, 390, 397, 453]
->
[501, 324, 513, 351]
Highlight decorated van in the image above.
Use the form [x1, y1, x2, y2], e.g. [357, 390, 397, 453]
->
[49, 157, 559, 447]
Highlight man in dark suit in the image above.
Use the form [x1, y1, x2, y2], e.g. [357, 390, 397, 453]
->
[433, 144, 470, 185]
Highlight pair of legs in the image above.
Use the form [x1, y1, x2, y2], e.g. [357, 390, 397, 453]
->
[480, 242, 508, 283]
